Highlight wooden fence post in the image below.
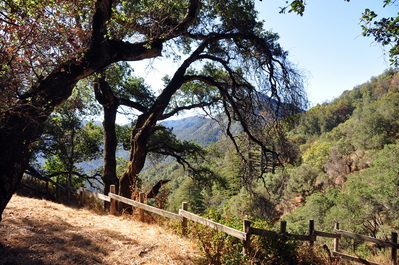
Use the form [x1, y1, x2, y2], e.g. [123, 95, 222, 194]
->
[79, 185, 85, 206]
[280, 220, 287, 240]
[309, 219, 315, 247]
[110, 185, 116, 215]
[139, 192, 145, 222]
[181, 202, 188, 235]
[243, 219, 251, 254]
[392, 232, 398, 265]
[334, 222, 339, 253]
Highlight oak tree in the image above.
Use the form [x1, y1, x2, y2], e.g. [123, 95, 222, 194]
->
[0, 0, 306, 219]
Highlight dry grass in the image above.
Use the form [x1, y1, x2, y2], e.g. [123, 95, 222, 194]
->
[0, 195, 200, 265]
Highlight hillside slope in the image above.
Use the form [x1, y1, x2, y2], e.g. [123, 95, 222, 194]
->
[162, 116, 223, 146]
[0, 195, 199, 265]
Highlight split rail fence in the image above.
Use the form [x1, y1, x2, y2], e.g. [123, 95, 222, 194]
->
[79, 185, 399, 265]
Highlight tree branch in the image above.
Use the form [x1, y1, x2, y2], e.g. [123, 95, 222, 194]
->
[25, 165, 64, 190]
[118, 98, 149, 113]
[109, 39, 163, 62]
[114, 0, 200, 40]
[160, 96, 221, 120]
[91, 0, 113, 43]
[165, 0, 201, 39]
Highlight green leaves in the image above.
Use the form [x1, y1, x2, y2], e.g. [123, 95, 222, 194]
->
[103, 63, 155, 109]
[212, 0, 261, 32]
[1, 0, 95, 92]
[383, 0, 395, 7]
[288, 0, 305, 16]
[302, 141, 331, 169]
[282, 69, 399, 246]
[360, 5, 399, 65]
[37, 93, 103, 189]
[109, 0, 190, 40]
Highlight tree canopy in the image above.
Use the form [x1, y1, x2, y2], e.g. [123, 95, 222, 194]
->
[0, 0, 307, 219]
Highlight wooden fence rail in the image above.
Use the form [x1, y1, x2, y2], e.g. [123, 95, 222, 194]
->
[79, 185, 398, 265]
[108, 193, 183, 222]
[332, 223, 399, 265]
[78, 186, 110, 205]
[334, 228, 399, 249]
[179, 209, 246, 240]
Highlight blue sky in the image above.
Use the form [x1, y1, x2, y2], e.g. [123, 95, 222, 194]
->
[256, 0, 398, 106]
[130, 0, 398, 114]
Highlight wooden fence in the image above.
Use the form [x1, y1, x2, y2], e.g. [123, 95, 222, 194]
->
[79, 185, 399, 265]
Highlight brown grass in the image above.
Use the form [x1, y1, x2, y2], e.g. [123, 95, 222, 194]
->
[0, 195, 200, 265]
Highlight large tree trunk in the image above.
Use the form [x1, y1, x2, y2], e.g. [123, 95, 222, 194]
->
[0, 78, 78, 221]
[117, 54, 197, 201]
[119, 114, 156, 199]
[118, 114, 156, 213]
[0, 110, 36, 221]
[95, 77, 120, 196]
[102, 101, 119, 196]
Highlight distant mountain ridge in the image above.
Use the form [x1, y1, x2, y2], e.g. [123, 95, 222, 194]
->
[162, 116, 224, 146]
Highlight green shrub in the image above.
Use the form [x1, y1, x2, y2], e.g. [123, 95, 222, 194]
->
[190, 212, 325, 264]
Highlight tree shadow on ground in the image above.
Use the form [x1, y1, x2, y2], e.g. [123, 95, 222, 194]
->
[0, 212, 137, 265]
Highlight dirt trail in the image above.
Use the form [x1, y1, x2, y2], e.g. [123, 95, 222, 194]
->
[0, 195, 200, 265]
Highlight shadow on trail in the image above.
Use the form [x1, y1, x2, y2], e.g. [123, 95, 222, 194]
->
[0, 207, 137, 265]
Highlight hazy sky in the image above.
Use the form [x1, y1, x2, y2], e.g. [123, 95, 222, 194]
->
[129, 0, 398, 114]
[256, 0, 398, 106]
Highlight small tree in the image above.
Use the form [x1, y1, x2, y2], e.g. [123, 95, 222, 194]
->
[37, 94, 103, 200]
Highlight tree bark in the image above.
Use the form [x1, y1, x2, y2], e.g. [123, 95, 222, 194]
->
[0, 37, 162, 222]
[94, 78, 120, 196]
[102, 104, 119, 196]
[119, 113, 156, 199]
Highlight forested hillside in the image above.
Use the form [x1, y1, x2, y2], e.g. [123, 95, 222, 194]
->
[141, 69, 399, 240]
[162, 117, 223, 146]
[284, 69, 399, 236]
